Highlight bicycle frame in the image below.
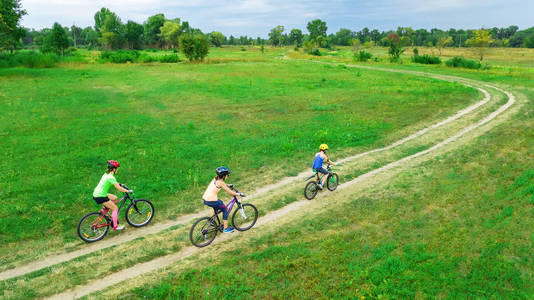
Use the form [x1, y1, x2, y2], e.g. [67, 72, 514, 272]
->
[305, 165, 332, 182]
[207, 184, 243, 231]
[209, 197, 240, 228]
[91, 193, 132, 229]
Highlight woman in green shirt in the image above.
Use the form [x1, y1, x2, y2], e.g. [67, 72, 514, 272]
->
[93, 160, 131, 231]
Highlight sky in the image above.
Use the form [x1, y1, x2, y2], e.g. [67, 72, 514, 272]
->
[20, 0, 534, 37]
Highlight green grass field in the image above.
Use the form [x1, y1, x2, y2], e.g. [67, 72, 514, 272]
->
[0, 46, 533, 299]
[116, 48, 534, 299]
[0, 53, 476, 246]
[130, 83, 534, 299]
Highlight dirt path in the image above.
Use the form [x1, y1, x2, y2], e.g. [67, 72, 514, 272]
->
[0, 68, 494, 282]
[45, 71, 517, 299]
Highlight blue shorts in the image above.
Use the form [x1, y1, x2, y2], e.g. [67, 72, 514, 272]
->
[314, 167, 329, 175]
[203, 199, 229, 220]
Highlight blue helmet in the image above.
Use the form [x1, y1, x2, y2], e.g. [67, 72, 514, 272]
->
[216, 166, 230, 177]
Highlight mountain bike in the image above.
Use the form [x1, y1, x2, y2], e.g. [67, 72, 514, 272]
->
[77, 184, 154, 243]
[190, 184, 258, 247]
[304, 164, 339, 200]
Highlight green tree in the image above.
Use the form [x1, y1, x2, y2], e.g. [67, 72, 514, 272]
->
[194, 35, 209, 61]
[436, 36, 452, 55]
[0, 0, 27, 52]
[81, 26, 98, 48]
[70, 25, 82, 48]
[41, 22, 69, 55]
[268, 25, 284, 47]
[209, 31, 225, 47]
[386, 33, 405, 62]
[144, 13, 165, 47]
[158, 20, 181, 49]
[335, 28, 353, 46]
[124, 21, 143, 49]
[94, 7, 112, 32]
[180, 34, 209, 62]
[289, 28, 303, 47]
[98, 12, 123, 49]
[181, 21, 190, 35]
[467, 29, 494, 61]
[306, 19, 327, 47]
[523, 34, 534, 48]
[350, 38, 361, 56]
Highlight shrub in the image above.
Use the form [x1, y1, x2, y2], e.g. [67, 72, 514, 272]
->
[100, 50, 140, 63]
[241, 47, 246, 51]
[310, 48, 321, 56]
[387, 33, 405, 63]
[0, 51, 59, 68]
[445, 56, 481, 69]
[180, 34, 210, 62]
[354, 50, 372, 62]
[138, 53, 156, 63]
[412, 54, 441, 65]
[158, 54, 180, 63]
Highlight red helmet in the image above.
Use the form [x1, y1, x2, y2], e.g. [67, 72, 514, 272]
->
[107, 160, 120, 168]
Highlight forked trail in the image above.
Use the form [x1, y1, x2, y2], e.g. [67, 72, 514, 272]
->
[1, 64, 518, 300]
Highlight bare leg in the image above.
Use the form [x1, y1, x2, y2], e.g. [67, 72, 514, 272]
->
[321, 175, 328, 186]
[103, 194, 119, 229]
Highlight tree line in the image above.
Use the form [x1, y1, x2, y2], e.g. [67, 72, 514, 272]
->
[267, 23, 533, 49]
[1, 0, 534, 55]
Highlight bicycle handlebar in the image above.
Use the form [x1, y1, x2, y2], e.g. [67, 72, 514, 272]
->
[119, 183, 133, 194]
[228, 184, 245, 197]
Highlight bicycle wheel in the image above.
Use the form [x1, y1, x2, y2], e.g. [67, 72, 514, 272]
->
[125, 199, 154, 227]
[304, 181, 319, 200]
[327, 173, 339, 191]
[190, 217, 219, 247]
[78, 212, 110, 243]
[232, 203, 258, 231]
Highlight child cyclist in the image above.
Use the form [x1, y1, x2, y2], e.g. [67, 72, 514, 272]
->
[312, 144, 336, 189]
[202, 166, 245, 233]
[92, 160, 132, 231]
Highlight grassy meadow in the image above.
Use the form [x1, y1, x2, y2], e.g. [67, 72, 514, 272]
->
[0, 49, 477, 252]
[131, 96, 534, 298]
[0, 45, 533, 299]
[108, 47, 534, 299]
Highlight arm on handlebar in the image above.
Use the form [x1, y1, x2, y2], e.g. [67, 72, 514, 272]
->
[118, 183, 133, 193]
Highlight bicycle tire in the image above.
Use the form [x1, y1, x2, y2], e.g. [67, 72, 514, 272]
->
[327, 173, 339, 191]
[125, 199, 154, 227]
[78, 212, 110, 243]
[232, 203, 258, 231]
[304, 181, 319, 200]
[190, 217, 218, 247]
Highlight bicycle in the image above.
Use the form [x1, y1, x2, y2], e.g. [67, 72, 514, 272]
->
[77, 184, 154, 243]
[190, 184, 258, 248]
[303, 164, 339, 200]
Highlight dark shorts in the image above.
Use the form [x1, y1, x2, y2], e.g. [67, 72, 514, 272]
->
[314, 167, 329, 175]
[203, 199, 229, 220]
[93, 196, 110, 204]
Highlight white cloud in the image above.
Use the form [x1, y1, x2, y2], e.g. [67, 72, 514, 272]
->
[19, 0, 534, 35]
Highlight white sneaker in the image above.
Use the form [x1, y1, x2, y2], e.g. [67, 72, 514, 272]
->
[113, 225, 125, 231]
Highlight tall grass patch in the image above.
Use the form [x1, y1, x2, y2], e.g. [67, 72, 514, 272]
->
[446, 56, 482, 69]
[0, 51, 59, 68]
[412, 54, 441, 65]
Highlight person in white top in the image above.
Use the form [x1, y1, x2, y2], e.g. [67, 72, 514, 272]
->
[202, 166, 244, 233]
